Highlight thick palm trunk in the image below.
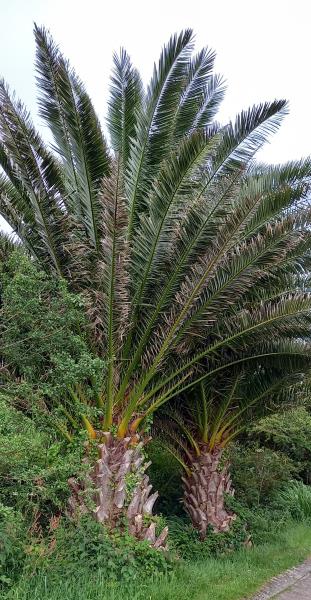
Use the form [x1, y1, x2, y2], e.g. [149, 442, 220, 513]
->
[68, 433, 168, 549]
[182, 446, 236, 540]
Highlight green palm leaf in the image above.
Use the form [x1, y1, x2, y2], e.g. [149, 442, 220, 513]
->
[34, 24, 110, 252]
[173, 47, 225, 138]
[107, 48, 143, 171]
[0, 81, 68, 275]
[125, 29, 194, 239]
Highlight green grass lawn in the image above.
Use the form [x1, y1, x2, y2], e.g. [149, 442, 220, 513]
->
[6, 522, 311, 600]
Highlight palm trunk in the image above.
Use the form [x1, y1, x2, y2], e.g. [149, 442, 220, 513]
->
[68, 432, 168, 549]
[182, 446, 236, 540]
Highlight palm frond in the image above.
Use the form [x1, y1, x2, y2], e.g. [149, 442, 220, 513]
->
[34, 24, 110, 252]
[173, 47, 225, 138]
[94, 165, 129, 427]
[125, 29, 194, 239]
[0, 81, 69, 275]
[107, 48, 143, 171]
[122, 103, 291, 379]
[155, 344, 311, 463]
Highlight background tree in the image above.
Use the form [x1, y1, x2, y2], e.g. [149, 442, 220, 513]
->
[250, 405, 311, 484]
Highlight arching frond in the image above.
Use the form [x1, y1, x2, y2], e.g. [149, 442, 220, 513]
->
[173, 47, 225, 138]
[0, 81, 69, 275]
[95, 166, 129, 427]
[34, 24, 110, 252]
[125, 29, 194, 239]
[107, 48, 143, 171]
[155, 349, 311, 465]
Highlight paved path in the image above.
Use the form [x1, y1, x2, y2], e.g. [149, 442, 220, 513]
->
[251, 559, 311, 599]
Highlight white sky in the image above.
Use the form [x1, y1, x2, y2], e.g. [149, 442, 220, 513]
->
[0, 0, 311, 232]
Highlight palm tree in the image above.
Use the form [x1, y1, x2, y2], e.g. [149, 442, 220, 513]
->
[0, 26, 311, 544]
[156, 363, 311, 539]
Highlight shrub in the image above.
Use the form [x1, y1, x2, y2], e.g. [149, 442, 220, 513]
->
[251, 407, 311, 483]
[1, 251, 104, 403]
[0, 504, 27, 591]
[0, 398, 84, 526]
[30, 516, 172, 583]
[167, 497, 292, 555]
[167, 515, 248, 560]
[230, 443, 297, 506]
[226, 496, 290, 545]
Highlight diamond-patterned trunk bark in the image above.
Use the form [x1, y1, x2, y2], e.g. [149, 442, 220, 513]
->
[68, 432, 168, 549]
[182, 446, 236, 540]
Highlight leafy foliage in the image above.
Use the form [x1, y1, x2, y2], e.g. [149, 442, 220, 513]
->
[167, 516, 247, 560]
[0, 398, 85, 522]
[1, 251, 101, 385]
[225, 496, 291, 545]
[251, 407, 311, 482]
[0, 26, 310, 441]
[27, 516, 172, 583]
[1, 251, 105, 439]
[230, 443, 297, 506]
[0, 504, 27, 590]
[5, 523, 311, 600]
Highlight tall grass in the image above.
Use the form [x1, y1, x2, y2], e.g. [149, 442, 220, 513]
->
[6, 522, 311, 600]
[278, 481, 311, 520]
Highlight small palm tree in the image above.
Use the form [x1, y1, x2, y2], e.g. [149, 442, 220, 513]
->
[0, 26, 311, 543]
[156, 363, 311, 539]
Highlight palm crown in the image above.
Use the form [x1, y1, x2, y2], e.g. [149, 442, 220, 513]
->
[155, 364, 311, 537]
[158, 366, 311, 473]
[1, 26, 311, 442]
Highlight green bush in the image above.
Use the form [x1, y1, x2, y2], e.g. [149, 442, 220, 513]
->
[31, 516, 172, 583]
[226, 496, 290, 545]
[0, 504, 27, 590]
[230, 443, 297, 506]
[0, 398, 46, 509]
[167, 499, 291, 557]
[0, 253, 105, 525]
[0, 398, 84, 526]
[277, 481, 311, 521]
[1, 251, 104, 404]
[251, 407, 311, 483]
[166, 515, 248, 560]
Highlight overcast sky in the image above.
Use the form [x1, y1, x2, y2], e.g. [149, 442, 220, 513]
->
[0, 0, 311, 232]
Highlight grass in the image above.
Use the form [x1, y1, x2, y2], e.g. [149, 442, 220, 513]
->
[5, 522, 311, 600]
[278, 481, 311, 520]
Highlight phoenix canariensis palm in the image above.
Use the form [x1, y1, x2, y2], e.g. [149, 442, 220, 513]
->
[157, 363, 311, 539]
[1, 26, 311, 544]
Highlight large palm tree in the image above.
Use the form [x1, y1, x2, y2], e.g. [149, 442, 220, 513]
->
[1, 26, 311, 544]
[156, 363, 311, 539]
